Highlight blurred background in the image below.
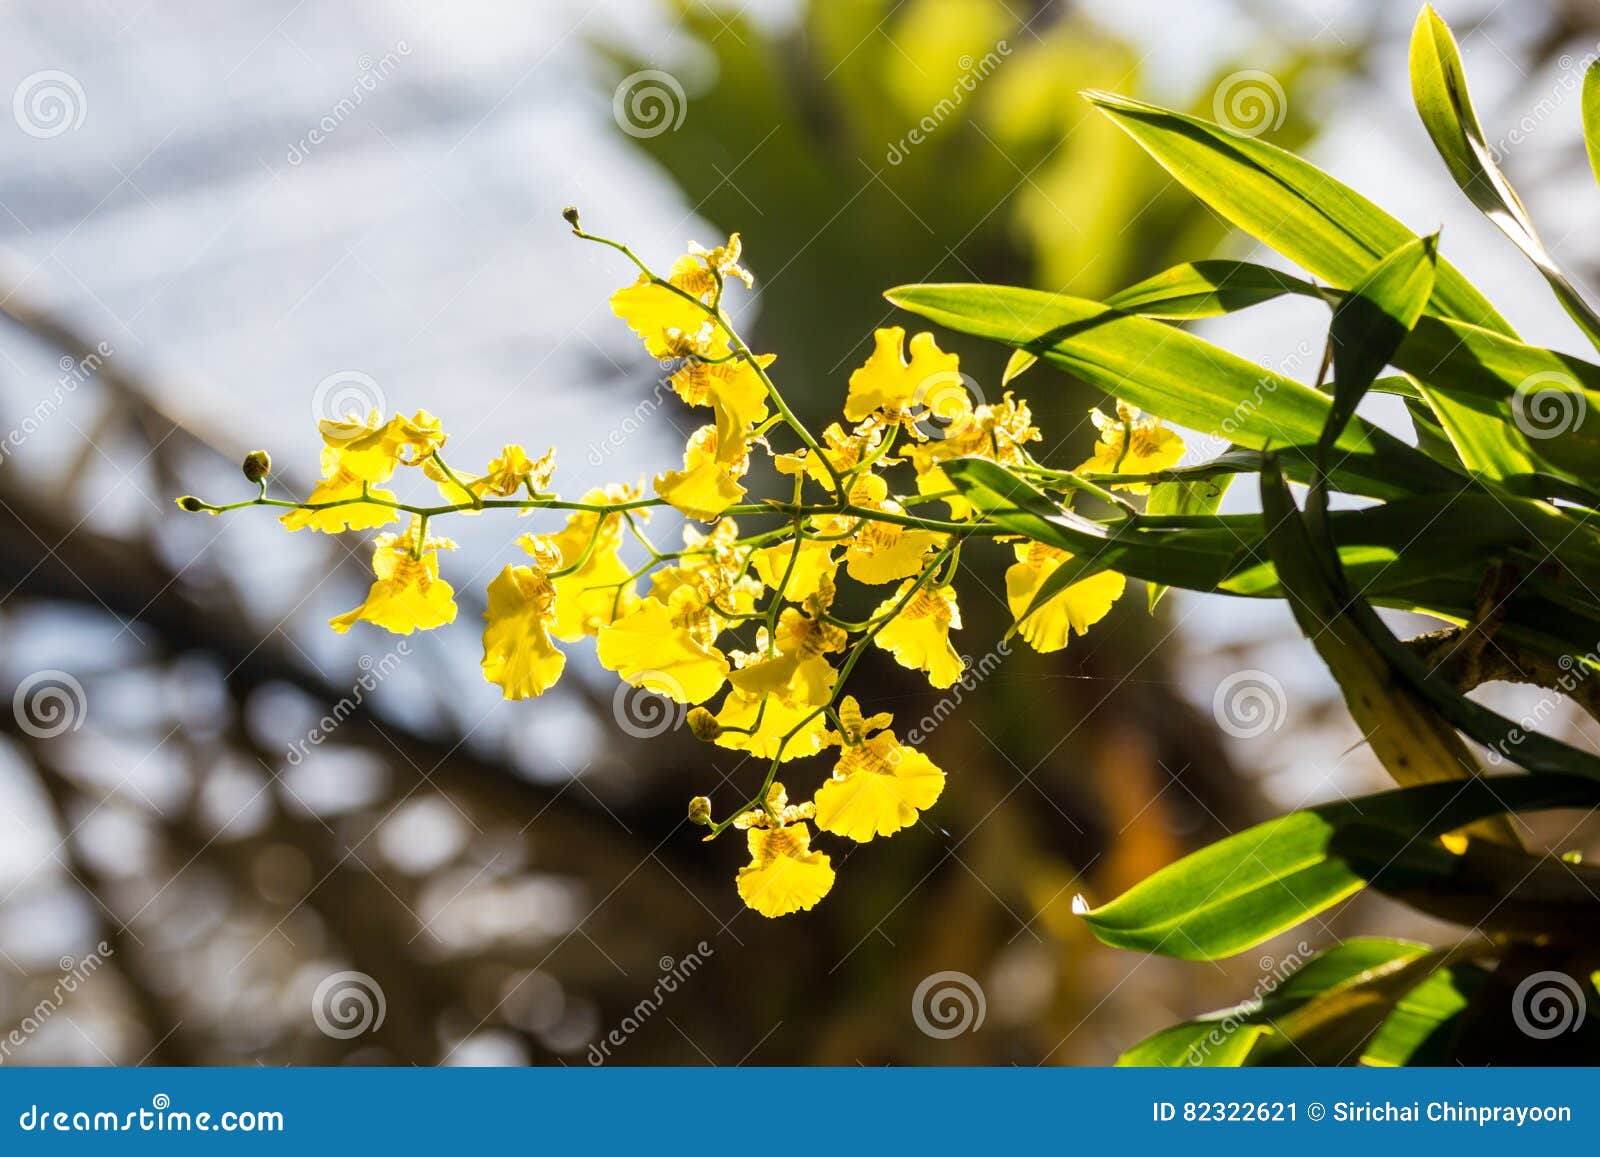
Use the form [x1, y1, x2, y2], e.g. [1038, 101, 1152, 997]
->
[1, 0, 1599, 1066]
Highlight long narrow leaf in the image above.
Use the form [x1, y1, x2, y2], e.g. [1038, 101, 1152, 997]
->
[1324, 235, 1438, 455]
[1410, 6, 1600, 352]
[1078, 775, 1600, 960]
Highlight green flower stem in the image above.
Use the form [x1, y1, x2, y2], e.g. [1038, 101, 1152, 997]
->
[429, 451, 482, 509]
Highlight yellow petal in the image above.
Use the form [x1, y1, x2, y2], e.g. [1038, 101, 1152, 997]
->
[845, 522, 942, 585]
[1004, 553, 1125, 653]
[596, 598, 728, 703]
[280, 470, 398, 534]
[872, 584, 964, 688]
[751, 539, 837, 601]
[655, 457, 745, 521]
[814, 736, 945, 842]
[330, 569, 457, 635]
[481, 565, 566, 699]
[714, 655, 836, 760]
[844, 328, 960, 423]
[736, 825, 834, 917]
[609, 275, 727, 359]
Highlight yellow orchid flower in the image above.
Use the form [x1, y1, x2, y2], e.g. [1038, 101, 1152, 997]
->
[429, 444, 556, 506]
[330, 517, 457, 635]
[596, 591, 730, 704]
[714, 653, 836, 761]
[814, 698, 945, 842]
[647, 521, 762, 640]
[609, 235, 749, 359]
[1004, 544, 1126, 653]
[842, 475, 944, 584]
[872, 581, 963, 687]
[844, 327, 960, 423]
[480, 537, 566, 699]
[319, 409, 446, 482]
[282, 410, 444, 534]
[655, 425, 749, 521]
[733, 783, 834, 918]
[670, 352, 772, 450]
[1077, 399, 1184, 491]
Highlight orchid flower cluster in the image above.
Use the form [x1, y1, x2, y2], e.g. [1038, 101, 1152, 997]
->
[177, 213, 1184, 917]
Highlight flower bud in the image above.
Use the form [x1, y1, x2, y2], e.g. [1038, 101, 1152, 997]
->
[242, 449, 272, 483]
[562, 205, 581, 230]
[687, 796, 712, 827]
[685, 706, 721, 741]
[175, 495, 206, 512]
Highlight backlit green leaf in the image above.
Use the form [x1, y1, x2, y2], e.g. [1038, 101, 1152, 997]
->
[1077, 775, 1600, 960]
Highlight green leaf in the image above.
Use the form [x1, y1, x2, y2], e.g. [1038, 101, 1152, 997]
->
[1324, 235, 1438, 456]
[1584, 62, 1600, 191]
[1246, 950, 1448, 1066]
[885, 282, 1458, 499]
[1083, 89, 1513, 335]
[1363, 962, 1485, 1065]
[1077, 775, 1600, 960]
[939, 458, 1600, 636]
[1335, 821, 1600, 940]
[1117, 938, 1488, 1066]
[1117, 938, 1424, 1066]
[1085, 87, 1525, 482]
[1001, 348, 1037, 385]
[1104, 261, 1318, 319]
[1410, 6, 1600, 353]
[1396, 315, 1600, 489]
